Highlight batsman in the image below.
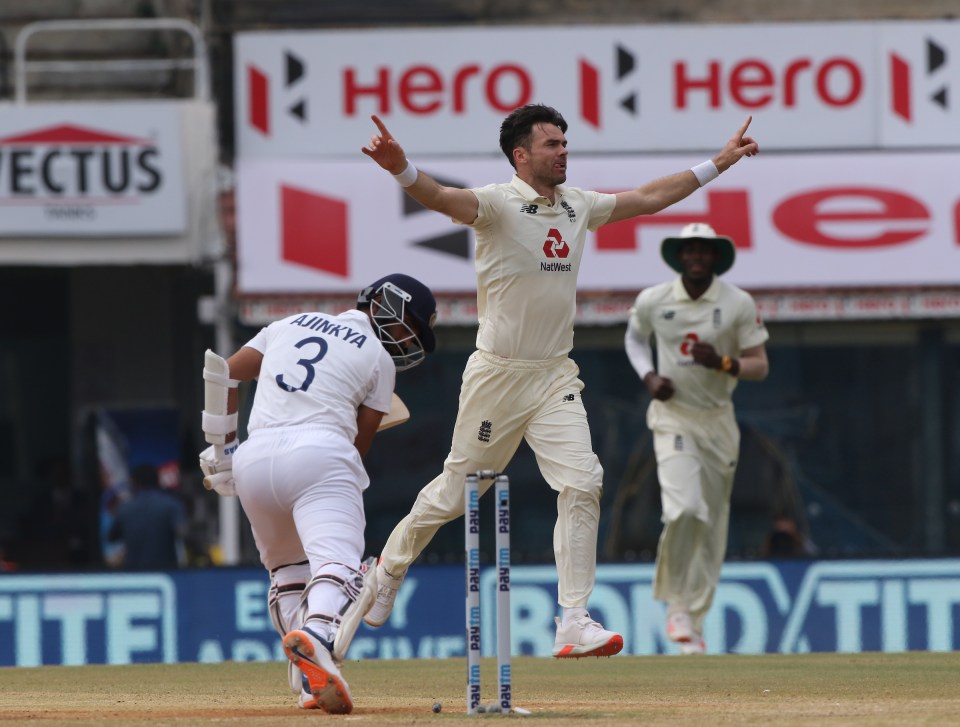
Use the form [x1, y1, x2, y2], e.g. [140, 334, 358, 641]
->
[198, 273, 437, 712]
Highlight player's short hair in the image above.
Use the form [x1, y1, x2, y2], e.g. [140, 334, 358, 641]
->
[499, 104, 568, 170]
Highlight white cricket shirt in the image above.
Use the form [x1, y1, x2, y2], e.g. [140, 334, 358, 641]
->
[243, 309, 395, 442]
[629, 276, 769, 409]
[466, 175, 616, 361]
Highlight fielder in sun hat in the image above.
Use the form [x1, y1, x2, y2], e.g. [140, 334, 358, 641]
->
[661, 223, 736, 276]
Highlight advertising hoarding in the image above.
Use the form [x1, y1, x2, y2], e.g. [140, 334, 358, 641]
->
[235, 152, 960, 295]
[3, 560, 959, 665]
[234, 21, 960, 157]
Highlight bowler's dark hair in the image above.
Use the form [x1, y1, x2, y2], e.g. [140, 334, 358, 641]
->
[499, 104, 568, 170]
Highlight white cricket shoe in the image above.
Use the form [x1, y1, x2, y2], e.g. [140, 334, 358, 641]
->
[680, 633, 706, 655]
[282, 627, 353, 714]
[552, 613, 624, 658]
[666, 609, 694, 643]
[363, 561, 405, 627]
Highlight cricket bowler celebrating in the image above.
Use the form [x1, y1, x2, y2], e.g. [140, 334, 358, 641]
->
[625, 223, 770, 654]
[361, 104, 758, 658]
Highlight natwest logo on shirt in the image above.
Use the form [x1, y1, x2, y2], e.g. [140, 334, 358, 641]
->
[542, 229, 573, 273]
[542, 228, 570, 258]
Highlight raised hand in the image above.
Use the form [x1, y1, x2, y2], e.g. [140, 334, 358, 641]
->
[714, 116, 760, 172]
[361, 115, 408, 174]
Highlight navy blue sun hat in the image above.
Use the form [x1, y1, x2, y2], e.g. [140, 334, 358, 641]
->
[358, 273, 437, 352]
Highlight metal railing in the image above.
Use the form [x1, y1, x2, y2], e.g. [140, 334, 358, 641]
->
[13, 17, 209, 103]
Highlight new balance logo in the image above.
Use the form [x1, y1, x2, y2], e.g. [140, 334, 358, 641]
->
[563, 394, 576, 402]
[520, 204, 539, 215]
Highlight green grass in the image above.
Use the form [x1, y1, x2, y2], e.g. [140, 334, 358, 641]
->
[1, 653, 958, 725]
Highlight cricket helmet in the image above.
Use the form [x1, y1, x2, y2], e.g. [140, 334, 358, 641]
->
[358, 273, 437, 371]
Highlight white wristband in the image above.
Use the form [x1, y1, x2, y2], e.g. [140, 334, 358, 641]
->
[392, 161, 418, 188]
[691, 160, 719, 187]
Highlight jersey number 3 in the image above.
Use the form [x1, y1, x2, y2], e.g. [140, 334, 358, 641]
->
[275, 336, 328, 393]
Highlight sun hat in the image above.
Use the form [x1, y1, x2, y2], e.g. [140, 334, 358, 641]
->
[661, 222, 735, 275]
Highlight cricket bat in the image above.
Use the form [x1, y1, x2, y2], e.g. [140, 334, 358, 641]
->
[377, 393, 410, 431]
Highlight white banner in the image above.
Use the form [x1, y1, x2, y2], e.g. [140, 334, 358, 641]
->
[234, 21, 960, 157]
[235, 151, 960, 296]
[0, 103, 185, 236]
[0, 101, 222, 265]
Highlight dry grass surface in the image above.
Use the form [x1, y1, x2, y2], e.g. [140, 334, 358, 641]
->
[1, 652, 958, 725]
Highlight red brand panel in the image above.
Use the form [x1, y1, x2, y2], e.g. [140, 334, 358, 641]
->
[890, 54, 911, 122]
[280, 185, 348, 277]
[579, 60, 600, 128]
[248, 65, 270, 135]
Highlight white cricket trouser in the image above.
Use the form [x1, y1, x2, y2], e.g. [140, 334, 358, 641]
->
[233, 426, 367, 626]
[380, 350, 604, 608]
[647, 399, 739, 633]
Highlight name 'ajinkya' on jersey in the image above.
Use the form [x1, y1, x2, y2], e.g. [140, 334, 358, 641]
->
[465, 176, 616, 361]
[243, 309, 395, 442]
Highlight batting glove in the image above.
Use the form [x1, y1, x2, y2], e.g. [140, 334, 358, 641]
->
[199, 441, 239, 497]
